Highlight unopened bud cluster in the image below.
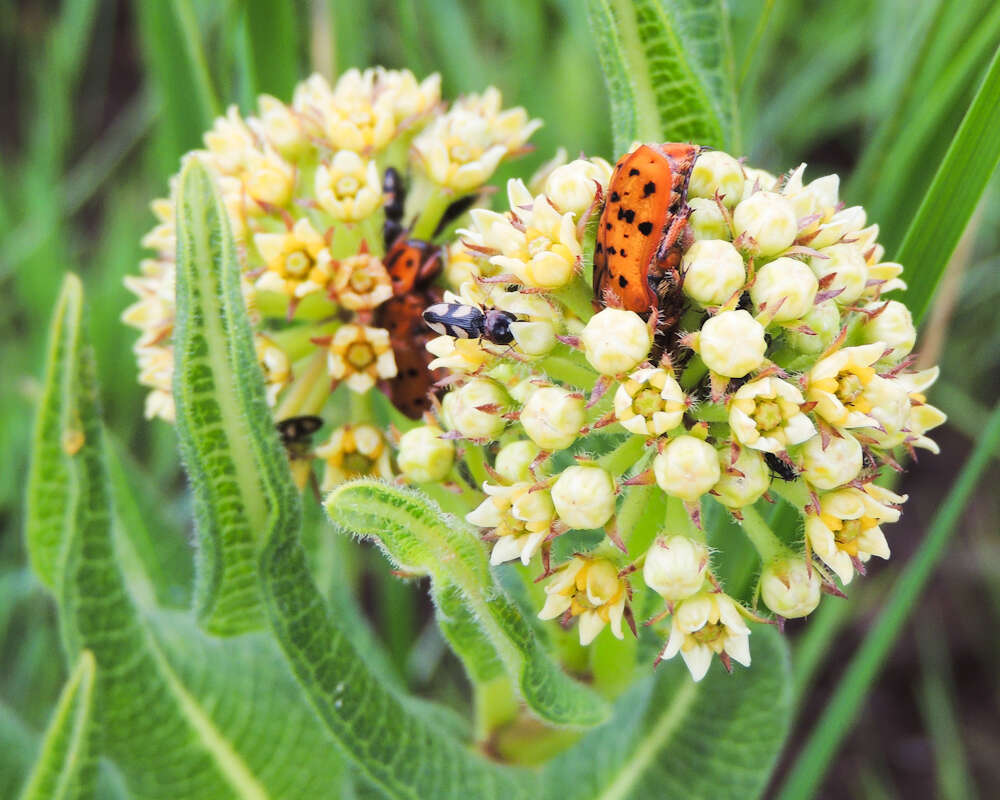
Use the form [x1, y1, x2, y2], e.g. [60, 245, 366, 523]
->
[415, 146, 944, 680]
[124, 67, 538, 490]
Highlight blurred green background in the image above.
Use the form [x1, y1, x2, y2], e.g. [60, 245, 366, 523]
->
[1, 1, 997, 797]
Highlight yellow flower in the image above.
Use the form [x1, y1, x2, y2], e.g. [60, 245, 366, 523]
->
[327, 324, 397, 392]
[315, 151, 382, 221]
[538, 557, 628, 645]
[413, 89, 541, 191]
[242, 146, 295, 209]
[805, 483, 906, 584]
[614, 367, 687, 437]
[806, 342, 884, 429]
[314, 424, 393, 491]
[466, 481, 555, 566]
[659, 592, 751, 681]
[292, 73, 396, 152]
[728, 376, 815, 453]
[253, 218, 334, 299]
[203, 105, 256, 174]
[331, 254, 392, 310]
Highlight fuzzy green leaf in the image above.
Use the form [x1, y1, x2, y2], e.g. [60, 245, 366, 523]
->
[17, 651, 98, 800]
[173, 158, 301, 635]
[585, 0, 738, 155]
[542, 625, 792, 800]
[258, 502, 532, 799]
[324, 480, 610, 727]
[25, 274, 85, 589]
[26, 271, 348, 799]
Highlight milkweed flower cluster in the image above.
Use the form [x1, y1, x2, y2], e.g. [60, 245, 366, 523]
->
[123, 68, 539, 489]
[398, 145, 945, 681]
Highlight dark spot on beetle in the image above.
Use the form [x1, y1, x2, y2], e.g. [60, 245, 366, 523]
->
[596, 242, 603, 253]
[637, 221, 654, 236]
[629, 168, 640, 176]
[607, 246, 616, 255]
[617, 206, 625, 220]
[620, 249, 627, 257]
[643, 181, 656, 197]
[407, 368, 419, 377]
[606, 222, 613, 230]
[624, 209, 635, 224]
[618, 275, 628, 287]
[610, 191, 620, 202]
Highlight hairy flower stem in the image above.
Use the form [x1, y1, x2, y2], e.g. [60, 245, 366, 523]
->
[410, 187, 452, 240]
[598, 434, 648, 477]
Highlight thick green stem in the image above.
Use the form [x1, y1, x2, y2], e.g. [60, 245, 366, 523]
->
[665, 495, 701, 540]
[598, 434, 648, 477]
[537, 349, 597, 391]
[554, 275, 596, 322]
[275, 349, 328, 420]
[410, 187, 452, 240]
[739, 503, 790, 563]
[680, 355, 708, 391]
[769, 478, 811, 511]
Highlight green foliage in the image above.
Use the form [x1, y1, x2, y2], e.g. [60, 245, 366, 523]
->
[5, 2, 1000, 799]
[16, 651, 97, 800]
[897, 46, 1000, 324]
[173, 159, 300, 635]
[584, 0, 738, 155]
[324, 480, 610, 726]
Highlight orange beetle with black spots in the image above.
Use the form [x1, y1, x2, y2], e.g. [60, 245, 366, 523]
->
[593, 143, 702, 330]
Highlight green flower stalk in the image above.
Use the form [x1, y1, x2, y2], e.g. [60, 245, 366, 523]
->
[123, 67, 540, 489]
[404, 146, 946, 681]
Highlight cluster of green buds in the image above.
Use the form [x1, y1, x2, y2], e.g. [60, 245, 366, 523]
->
[123, 67, 539, 488]
[399, 145, 945, 681]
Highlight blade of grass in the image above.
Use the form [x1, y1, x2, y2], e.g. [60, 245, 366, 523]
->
[242, 0, 301, 99]
[898, 45, 1000, 324]
[776, 399, 1000, 800]
[916, 620, 978, 800]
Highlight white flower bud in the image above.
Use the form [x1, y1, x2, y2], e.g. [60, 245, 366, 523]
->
[800, 432, 862, 490]
[810, 243, 868, 306]
[494, 439, 541, 483]
[441, 378, 510, 440]
[860, 300, 915, 361]
[510, 320, 557, 355]
[742, 167, 777, 196]
[760, 557, 821, 618]
[713, 447, 770, 509]
[687, 197, 731, 241]
[784, 300, 841, 354]
[681, 240, 746, 307]
[653, 435, 721, 502]
[613, 367, 687, 436]
[543, 157, 613, 218]
[397, 426, 455, 483]
[581, 308, 652, 375]
[733, 191, 798, 256]
[688, 151, 744, 208]
[697, 309, 767, 378]
[643, 535, 709, 601]
[750, 257, 819, 322]
[520, 386, 585, 451]
[551, 465, 616, 529]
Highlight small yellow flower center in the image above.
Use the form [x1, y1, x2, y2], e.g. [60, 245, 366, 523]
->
[753, 399, 783, 433]
[633, 387, 663, 417]
[284, 250, 312, 277]
[348, 268, 375, 293]
[836, 373, 865, 405]
[449, 142, 474, 163]
[691, 622, 727, 652]
[336, 175, 360, 197]
[345, 341, 376, 370]
[343, 451, 375, 474]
